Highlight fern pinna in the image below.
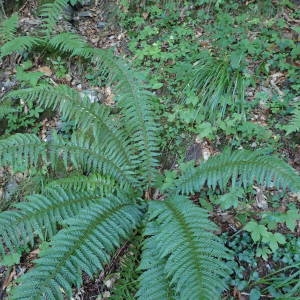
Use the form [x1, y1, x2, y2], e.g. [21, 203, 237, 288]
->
[1, 5, 300, 300]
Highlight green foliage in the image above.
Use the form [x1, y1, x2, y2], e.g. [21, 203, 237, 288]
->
[12, 195, 144, 299]
[0, 13, 18, 44]
[0, 36, 41, 59]
[38, 0, 79, 35]
[139, 196, 232, 299]
[224, 232, 300, 297]
[174, 149, 300, 194]
[185, 52, 246, 120]
[283, 103, 300, 135]
[0, 1, 300, 299]
[244, 221, 286, 254]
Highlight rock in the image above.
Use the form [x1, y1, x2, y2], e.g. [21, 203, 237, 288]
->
[96, 22, 107, 29]
[81, 0, 94, 5]
[65, 74, 72, 82]
[75, 11, 93, 19]
[80, 89, 101, 103]
[62, 4, 74, 22]
[3, 178, 18, 201]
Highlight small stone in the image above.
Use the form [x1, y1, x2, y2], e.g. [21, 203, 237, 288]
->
[96, 22, 107, 29]
[65, 74, 72, 82]
[82, 0, 94, 5]
[91, 37, 100, 44]
[77, 84, 82, 90]
[80, 89, 99, 103]
[104, 279, 113, 288]
[103, 291, 110, 298]
[76, 11, 93, 18]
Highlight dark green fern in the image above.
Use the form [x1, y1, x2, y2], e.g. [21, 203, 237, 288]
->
[0, 2, 299, 299]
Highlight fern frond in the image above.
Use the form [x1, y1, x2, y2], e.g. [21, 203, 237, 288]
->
[0, 36, 41, 58]
[0, 187, 105, 254]
[47, 133, 138, 188]
[137, 229, 176, 300]
[48, 32, 93, 58]
[0, 13, 18, 44]
[94, 49, 160, 186]
[138, 196, 231, 300]
[174, 149, 300, 194]
[0, 134, 46, 171]
[45, 173, 116, 195]
[5, 85, 136, 168]
[0, 103, 17, 118]
[11, 195, 144, 300]
[284, 104, 300, 135]
[39, 0, 69, 34]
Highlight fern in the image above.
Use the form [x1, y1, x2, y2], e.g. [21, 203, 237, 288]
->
[5, 84, 135, 169]
[0, 36, 42, 59]
[93, 49, 160, 186]
[0, 13, 18, 44]
[0, 187, 106, 253]
[39, 0, 71, 35]
[283, 104, 300, 135]
[11, 195, 144, 300]
[45, 173, 116, 194]
[48, 32, 93, 58]
[0, 134, 46, 170]
[137, 234, 176, 300]
[0, 103, 17, 118]
[174, 149, 300, 194]
[0, 3, 299, 298]
[139, 196, 232, 300]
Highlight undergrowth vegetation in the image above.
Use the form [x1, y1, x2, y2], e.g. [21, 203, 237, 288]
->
[0, 0, 299, 299]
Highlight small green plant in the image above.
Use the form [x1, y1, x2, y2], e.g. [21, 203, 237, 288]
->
[224, 232, 300, 298]
[244, 220, 286, 259]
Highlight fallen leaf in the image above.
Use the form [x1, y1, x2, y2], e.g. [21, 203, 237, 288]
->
[37, 66, 52, 77]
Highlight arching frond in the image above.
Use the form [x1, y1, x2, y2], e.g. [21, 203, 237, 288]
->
[0, 13, 18, 43]
[0, 36, 41, 58]
[175, 149, 300, 194]
[0, 103, 17, 118]
[0, 187, 105, 255]
[0, 134, 46, 171]
[138, 196, 231, 300]
[47, 133, 138, 188]
[39, 0, 69, 34]
[284, 104, 300, 135]
[11, 195, 144, 300]
[94, 49, 160, 186]
[137, 230, 176, 300]
[45, 173, 116, 195]
[48, 32, 93, 58]
[5, 85, 136, 168]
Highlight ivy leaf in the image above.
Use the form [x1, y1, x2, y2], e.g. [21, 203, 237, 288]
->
[0, 252, 21, 266]
[244, 221, 269, 242]
[249, 288, 261, 300]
